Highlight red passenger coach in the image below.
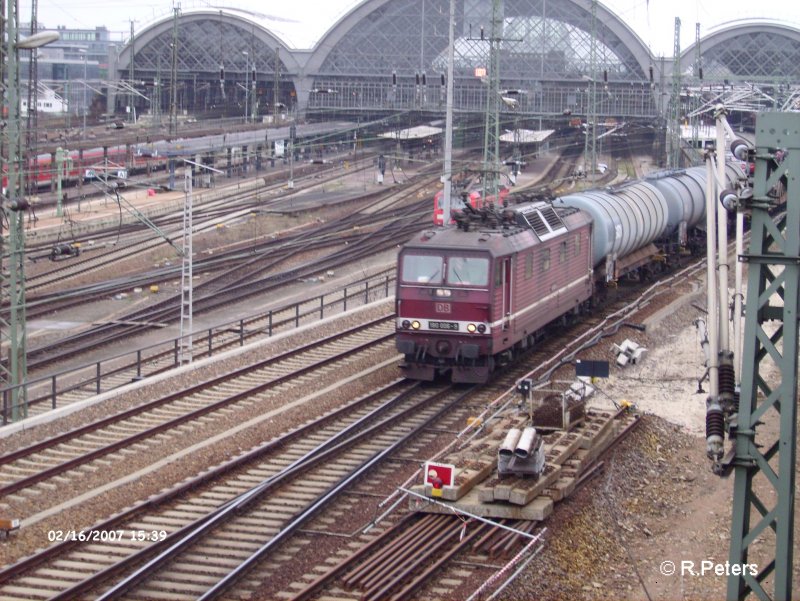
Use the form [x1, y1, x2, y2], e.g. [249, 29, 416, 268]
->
[396, 202, 593, 383]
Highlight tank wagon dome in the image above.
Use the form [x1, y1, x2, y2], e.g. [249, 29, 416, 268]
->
[553, 180, 668, 263]
[553, 162, 747, 266]
[646, 167, 707, 233]
[645, 162, 745, 233]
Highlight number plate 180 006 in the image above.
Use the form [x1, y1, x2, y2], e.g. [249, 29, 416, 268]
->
[428, 321, 459, 331]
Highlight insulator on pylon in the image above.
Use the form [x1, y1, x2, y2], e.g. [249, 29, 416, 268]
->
[730, 138, 750, 161]
[719, 189, 738, 212]
[718, 362, 735, 398]
[706, 403, 725, 461]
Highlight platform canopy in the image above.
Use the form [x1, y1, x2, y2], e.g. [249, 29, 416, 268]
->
[378, 125, 443, 141]
[499, 129, 555, 144]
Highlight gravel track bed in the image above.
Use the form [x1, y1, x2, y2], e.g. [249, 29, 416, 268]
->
[0, 304, 399, 567]
[413, 265, 796, 601]
[251, 265, 714, 601]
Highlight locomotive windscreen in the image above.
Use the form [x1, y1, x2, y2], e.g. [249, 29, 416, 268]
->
[401, 254, 444, 284]
[446, 256, 489, 286]
[401, 253, 489, 287]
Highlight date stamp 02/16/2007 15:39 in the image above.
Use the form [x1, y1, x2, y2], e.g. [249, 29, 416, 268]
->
[47, 529, 168, 543]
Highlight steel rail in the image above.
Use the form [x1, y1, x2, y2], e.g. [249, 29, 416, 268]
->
[44, 384, 468, 600]
[0, 317, 393, 496]
[0, 377, 416, 585]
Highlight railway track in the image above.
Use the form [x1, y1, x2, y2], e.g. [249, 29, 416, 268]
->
[0, 316, 395, 513]
[24, 154, 408, 302]
[0, 379, 476, 600]
[0, 246, 704, 601]
[21, 270, 395, 417]
[271, 259, 702, 601]
[23, 178, 436, 374]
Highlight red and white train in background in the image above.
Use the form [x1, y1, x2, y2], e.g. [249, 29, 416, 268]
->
[397, 163, 746, 383]
[23, 146, 167, 189]
[433, 179, 510, 226]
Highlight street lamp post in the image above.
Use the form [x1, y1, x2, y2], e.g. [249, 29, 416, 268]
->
[79, 49, 88, 139]
[251, 63, 257, 123]
[242, 51, 249, 124]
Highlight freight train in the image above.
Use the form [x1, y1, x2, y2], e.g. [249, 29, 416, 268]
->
[396, 164, 745, 383]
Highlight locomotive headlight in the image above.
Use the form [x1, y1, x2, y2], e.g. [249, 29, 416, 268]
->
[466, 323, 477, 333]
[477, 324, 487, 333]
[411, 320, 421, 330]
[401, 320, 411, 329]
[435, 289, 451, 297]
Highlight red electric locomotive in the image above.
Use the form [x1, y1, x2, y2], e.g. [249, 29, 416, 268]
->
[396, 202, 593, 383]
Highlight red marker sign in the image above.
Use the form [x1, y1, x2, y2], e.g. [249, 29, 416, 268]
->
[424, 462, 456, 498]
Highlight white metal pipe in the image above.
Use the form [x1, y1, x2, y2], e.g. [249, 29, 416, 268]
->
[500, 428, 522, 457]
[694, 317, 711, 365]
[514, 427, 538, 458]
[733, 210, 744, 383]
[705, 156, 720, 398]
[716, 119, 730, 352]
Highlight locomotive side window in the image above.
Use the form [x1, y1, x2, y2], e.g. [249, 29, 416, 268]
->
[574, 233, 581, 256]
[559, 241, 567, 263]
[525, 253, 534, 279]
[541, 248, 551, 272]
[401, 254, 443, 284]
[446, 256, 489, 286]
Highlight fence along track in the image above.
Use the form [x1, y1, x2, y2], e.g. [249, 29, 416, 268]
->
[19, 275, 395, 420]
[0, 317, 394, 504]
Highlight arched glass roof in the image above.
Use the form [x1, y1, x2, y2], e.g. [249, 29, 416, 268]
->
[313, 0, 650, 82]
[682, 22, 800, 82]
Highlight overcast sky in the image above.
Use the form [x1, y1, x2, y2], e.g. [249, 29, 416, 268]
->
[21, 0, 800, 57]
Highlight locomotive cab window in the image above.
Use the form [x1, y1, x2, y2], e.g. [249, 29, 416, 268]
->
[525, 253, 534, 279]
[401, 254, 444, 284]
[446, 256, 489, 286]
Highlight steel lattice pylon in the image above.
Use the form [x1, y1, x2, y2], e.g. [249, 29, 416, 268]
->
[668, 17, 681, 169]
[480, 0, 503, 204]
[727, 111, 798, 601]
[1, 0, 30, 423]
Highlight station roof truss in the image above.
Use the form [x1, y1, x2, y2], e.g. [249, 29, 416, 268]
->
[680, 21, 800, 84]
[116, 11, 297, 87]
[109, 3, 800, 122]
